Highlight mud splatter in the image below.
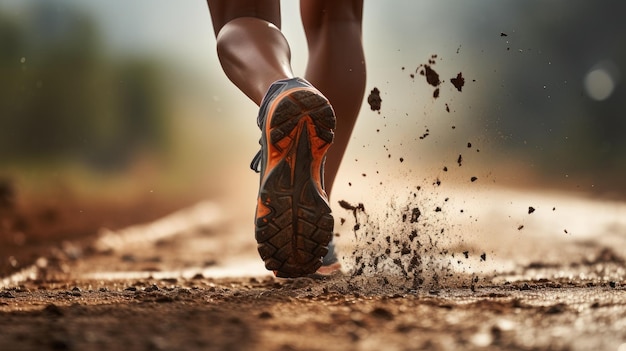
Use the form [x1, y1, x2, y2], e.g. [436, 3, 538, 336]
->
[410, 207, 421, 223]
[367, 87, 382, 111]
[339, 189, 477, 291]
[423, 65, 441, 87]
[338, 200, 366, 235]
[450, 72, 465, 92]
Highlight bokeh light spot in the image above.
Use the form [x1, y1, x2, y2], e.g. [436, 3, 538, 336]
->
[584, 67, 615, 101]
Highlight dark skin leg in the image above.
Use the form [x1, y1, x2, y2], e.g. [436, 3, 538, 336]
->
[207, 0, 291, 104]
[206, 0, 366, 196]
[300, 0, 366, 195]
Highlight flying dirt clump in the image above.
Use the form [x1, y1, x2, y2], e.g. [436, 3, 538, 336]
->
[450, 72, 465, 92]
[410, 55, 469, 106]
[338, 200, 366, 233]
[367, 87, 382, 111]
[422, 65, 441, 87]
[418, 64, 441, 99]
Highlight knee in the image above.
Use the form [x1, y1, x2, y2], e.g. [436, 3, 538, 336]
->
[301, 0, 363, 46]
[301, 0, 363, 29]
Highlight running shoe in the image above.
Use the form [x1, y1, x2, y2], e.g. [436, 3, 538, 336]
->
[250, 78, 336, 278]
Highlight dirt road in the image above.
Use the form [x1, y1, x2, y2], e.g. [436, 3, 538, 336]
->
[1, 189, 626, 351]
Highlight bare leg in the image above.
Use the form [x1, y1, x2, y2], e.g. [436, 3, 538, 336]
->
[207, 1, 363, 275]
[207, 0, 292, 104]
[301, 0, 366, 196]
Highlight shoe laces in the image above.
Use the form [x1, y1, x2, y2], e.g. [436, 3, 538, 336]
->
[250, 149, 261, 173]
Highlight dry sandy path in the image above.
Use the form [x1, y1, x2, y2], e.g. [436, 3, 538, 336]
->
[1, 188, 626, 351]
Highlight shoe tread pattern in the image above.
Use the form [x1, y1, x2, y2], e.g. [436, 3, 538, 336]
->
[256, 90, 336, 277]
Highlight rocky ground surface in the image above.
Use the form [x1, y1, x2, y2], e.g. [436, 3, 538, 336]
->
[1, 188, 626, 351]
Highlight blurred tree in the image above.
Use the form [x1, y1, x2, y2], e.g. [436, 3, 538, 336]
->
[0, 3, 169, 171]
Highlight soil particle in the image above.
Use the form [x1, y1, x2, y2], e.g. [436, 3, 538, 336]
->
[518, 225, 524, 230]
[463, 251, 469, 259]
[480, 253, 487, 261]
[258, 311, 273, 319]
[450, 72, 465, 92]
[500, 32, 508, 37]
[338, 200, 365, 214]
[410, 207, 421, 223]
[338, 200, 366, 235]
[433, 88, 440, 99]
[545, 303, 567, 314]
[145, 284, 159, 292]
[445, 104, 450, 112]
[155, 295, 174, 303]
[370, 307, 394, 320]
[400, 244, 411, 256]
[471, 177, 478, 182]
[423, 65, 441, 87]
[367, 87, 382, 111]
[457, 154, 463, 166]
[528, 206, 536, 214]
[0, 291, 15, 298]
[43, 303, 64, 317]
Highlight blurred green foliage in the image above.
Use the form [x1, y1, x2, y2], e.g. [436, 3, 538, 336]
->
[0, 4, 169, 170]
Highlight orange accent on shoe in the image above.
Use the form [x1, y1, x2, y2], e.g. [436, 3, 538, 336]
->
[315, 262, 342, 275]
[256, 196, 272, 219]
[254, 79, 336, 278]
[262, 87, 319, 180]
[306, 119, 332, 197]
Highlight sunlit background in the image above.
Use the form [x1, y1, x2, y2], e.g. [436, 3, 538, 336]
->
[1, 1, 625, 273]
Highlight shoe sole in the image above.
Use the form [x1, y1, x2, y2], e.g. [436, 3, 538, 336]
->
[255, 88, 336, 278]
